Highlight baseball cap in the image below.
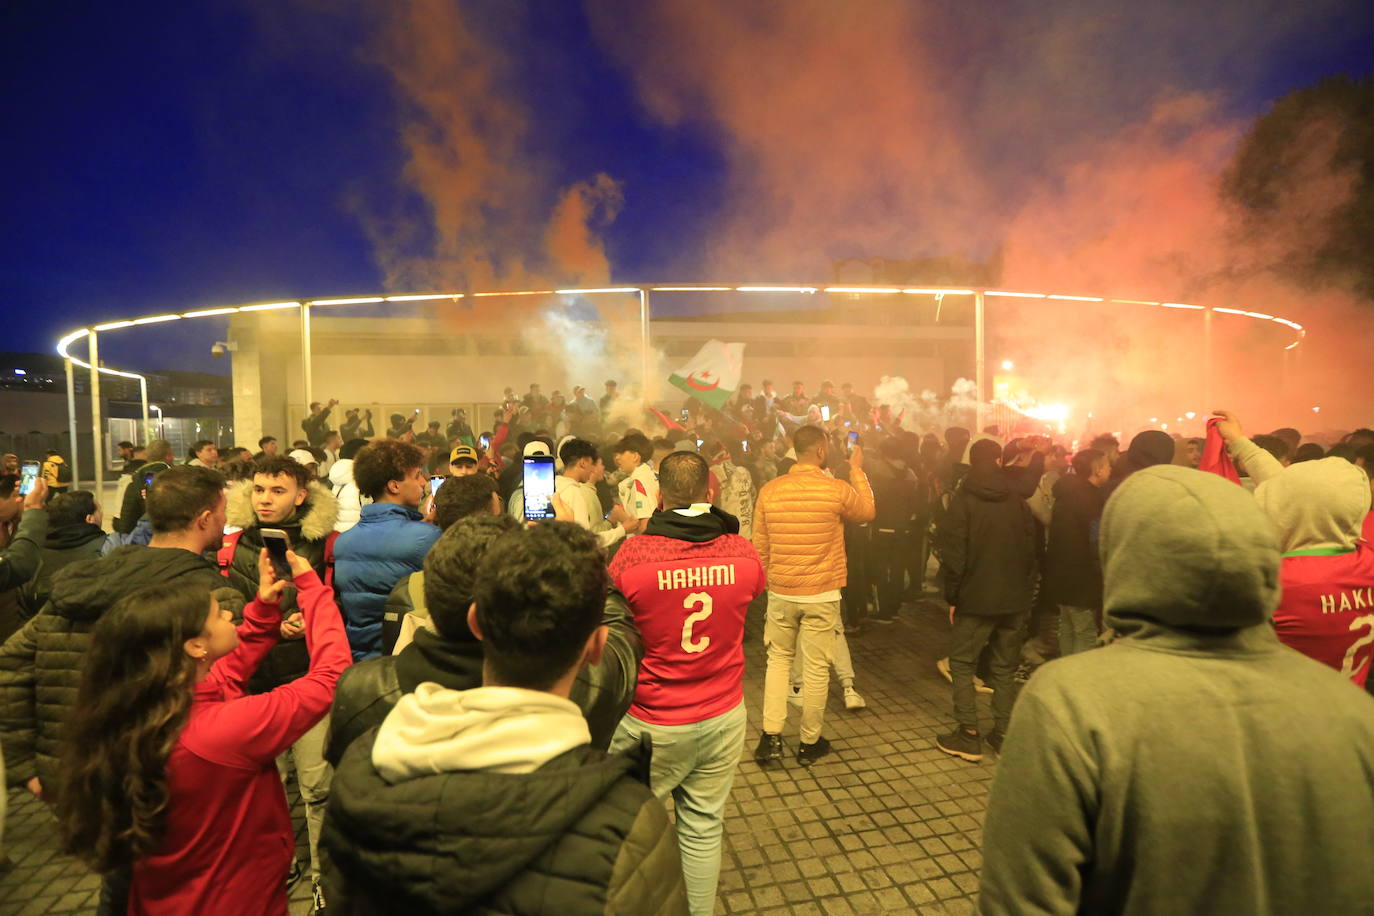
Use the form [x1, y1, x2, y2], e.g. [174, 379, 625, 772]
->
[450, 445, 479, 464]
[288, 449, 317, 465]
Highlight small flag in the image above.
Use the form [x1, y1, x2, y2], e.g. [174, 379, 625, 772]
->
[668, 340, 745, 410]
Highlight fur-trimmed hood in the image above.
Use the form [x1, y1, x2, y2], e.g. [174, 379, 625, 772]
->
[226, 478, 340, 539]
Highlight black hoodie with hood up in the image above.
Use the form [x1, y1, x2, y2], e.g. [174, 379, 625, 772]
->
[937, 461, 1038, 616]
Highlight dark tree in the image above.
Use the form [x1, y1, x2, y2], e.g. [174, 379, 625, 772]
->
[1222, 75, 1374, 301]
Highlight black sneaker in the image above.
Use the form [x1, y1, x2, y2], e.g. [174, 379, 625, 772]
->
[754, 731, 784, 767]
[936, 728, 983, 762]
[985, 730, 1005, 754]
[797, 736, 832, 766]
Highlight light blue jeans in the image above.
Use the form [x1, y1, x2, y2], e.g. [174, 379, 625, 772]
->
[611, 701, 747, 916]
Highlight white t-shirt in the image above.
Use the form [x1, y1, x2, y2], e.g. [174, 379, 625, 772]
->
[618, 462, 660, 521]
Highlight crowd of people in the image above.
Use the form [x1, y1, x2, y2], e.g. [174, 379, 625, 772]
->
[0, 375, 1372, 915]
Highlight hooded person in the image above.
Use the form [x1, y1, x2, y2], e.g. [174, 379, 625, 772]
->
[978, 465, 1374, 915]
[1253, 458, 1374, 685]
[933, 437, 1038, 762]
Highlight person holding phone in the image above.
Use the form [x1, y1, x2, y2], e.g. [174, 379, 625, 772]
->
[215, 455, 342, 891]
[0, 475, 49, 592]
[57, 545, 349, 916]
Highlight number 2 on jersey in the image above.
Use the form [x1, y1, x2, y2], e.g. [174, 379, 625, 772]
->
[1340, 614, 1374, 680]
[681, 592, 713, 654]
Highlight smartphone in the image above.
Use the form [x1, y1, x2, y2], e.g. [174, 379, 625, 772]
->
[413, 408, 421, 414]
[847, 431, 859, 455]
[430, 475, 447, 496]
[18, 461, 39, 497]
[522, 455, 556, 521]
[696, 439, 704, 449]
[741, 440, 749, 453]
[821, 404, 831, 421]
[479, 434, 491, 450]
[141, 468, 158, 494]
[260, 528, 294, 582]
[679, 409, 691, 422]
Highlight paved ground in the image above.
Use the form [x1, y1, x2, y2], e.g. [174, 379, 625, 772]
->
[0, 596, 1010, 914]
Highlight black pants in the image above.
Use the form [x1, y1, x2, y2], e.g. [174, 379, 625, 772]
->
[870, 529, 905, 618]
[949, 612, 1026, 734]
[841, 524, 873, 626]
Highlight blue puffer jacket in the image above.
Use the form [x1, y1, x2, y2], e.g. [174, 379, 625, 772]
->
[334, 503, 440, 660]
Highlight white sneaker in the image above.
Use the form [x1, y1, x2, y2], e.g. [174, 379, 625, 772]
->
[787, 684, 803, 707]
[843, 685, 867, 710]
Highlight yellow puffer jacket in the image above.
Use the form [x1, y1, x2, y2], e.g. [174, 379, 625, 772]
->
[753, 463, 875, 596]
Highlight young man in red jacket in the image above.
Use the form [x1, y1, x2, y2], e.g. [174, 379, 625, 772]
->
[608, 451, 765, 916]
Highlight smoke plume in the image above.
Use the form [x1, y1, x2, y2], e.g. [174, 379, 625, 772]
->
[587, 0, 1374, 431]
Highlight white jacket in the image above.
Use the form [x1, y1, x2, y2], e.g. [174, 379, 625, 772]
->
[329, 458, 365, 533]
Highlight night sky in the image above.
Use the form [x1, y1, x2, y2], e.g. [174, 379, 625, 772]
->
[4, 1, 1372, 374]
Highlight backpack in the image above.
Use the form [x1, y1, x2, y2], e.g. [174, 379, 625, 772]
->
[217, 530, 339, 590]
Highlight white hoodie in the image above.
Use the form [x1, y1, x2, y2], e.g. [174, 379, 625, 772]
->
[373, 683, 591, 780]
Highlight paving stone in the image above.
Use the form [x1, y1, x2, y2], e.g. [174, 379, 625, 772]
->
[0, 598, 997, 913]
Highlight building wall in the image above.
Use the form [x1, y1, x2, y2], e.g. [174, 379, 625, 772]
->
[230, 311, 972, 441]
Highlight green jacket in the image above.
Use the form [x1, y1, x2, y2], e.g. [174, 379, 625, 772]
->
[979, 466, 1374, 915]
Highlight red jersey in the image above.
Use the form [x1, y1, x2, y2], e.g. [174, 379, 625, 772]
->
[609, 525, 764, 725]
[1274, 543, 1374, 688]
[130, 572, 350, 915]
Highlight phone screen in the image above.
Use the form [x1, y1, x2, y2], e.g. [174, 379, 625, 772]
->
[522, 456, 556, 521]
[260, 528, 294, 581]
[821, 404, 831, 421]
[18, 461, 39, 497]
[430, 475, 447, 496]
[847, 431, 859, 454]
[479, 434, 491, 450]
[741, 440, 749, 453]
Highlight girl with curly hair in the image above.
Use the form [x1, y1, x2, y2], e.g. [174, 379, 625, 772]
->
[57, 547, 350, 915]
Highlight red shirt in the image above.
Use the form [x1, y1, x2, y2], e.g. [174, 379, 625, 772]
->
[609, 525, 764, 725]
[1274, 544, 1374, 688]
[129, 571, 351, 915]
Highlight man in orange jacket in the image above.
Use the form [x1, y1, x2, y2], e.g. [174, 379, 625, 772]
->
[753, 425, 875, 766]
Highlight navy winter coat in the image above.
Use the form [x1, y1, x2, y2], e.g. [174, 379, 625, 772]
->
[333, 503, 439, 659]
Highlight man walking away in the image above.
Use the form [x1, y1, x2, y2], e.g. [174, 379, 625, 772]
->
[935, 438, 1037, 762]
[867, 437, 919, 623]
[1043, 449, 1109, 656]
[753, 425, 875, 767]
[321, 522, 689, 915]
[979, 466, 1374, 914]
[334, 439, 440, 659]
[609, 452, 764, 914]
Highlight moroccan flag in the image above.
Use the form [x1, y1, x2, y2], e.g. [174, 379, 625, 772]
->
[668, 340, 744, 410]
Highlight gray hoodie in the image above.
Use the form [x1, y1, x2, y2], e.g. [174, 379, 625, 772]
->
[978, 465, 1374, 916]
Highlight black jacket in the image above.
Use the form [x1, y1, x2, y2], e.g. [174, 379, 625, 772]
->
[16, 521, 107, 619]
[321, 729, 688, 916]
[303, 406, 334, 447]
[1043, 474, 1105, 609]
[326, 589, 644, 766]
[114, 460, 170, 534]
[219, 480, 339, 691]
[867, 456, 919, 532]
[937, 463, 1038, 616]
[0, 545, 244, 790]
[0, 508, 47, 594]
